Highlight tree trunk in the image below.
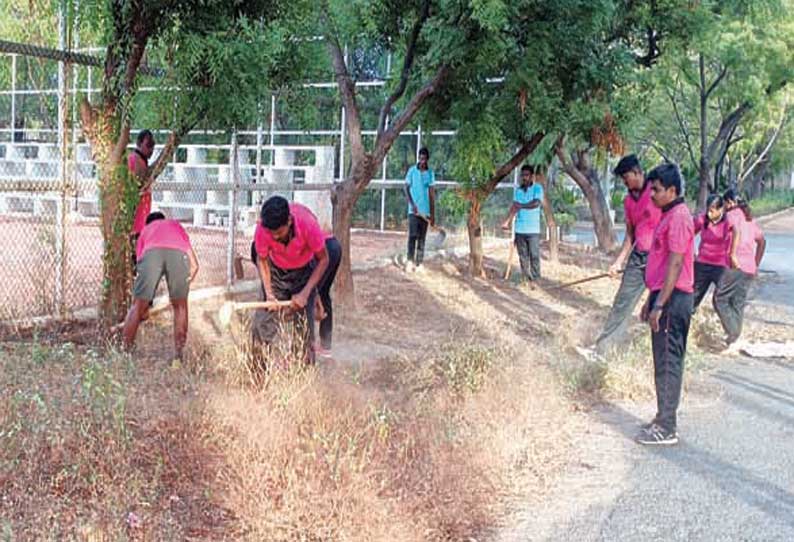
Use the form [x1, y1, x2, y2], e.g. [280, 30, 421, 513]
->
[98, 161, 138, 325]
[80, 101, 140, 325]
[331, 182, 356, 307]
[697, 159, 712, 208]
[467, 198, 485, 277]
[331, 159, 378, 307]
[539, 180, 558, 262]
[556, 146, 617, 252]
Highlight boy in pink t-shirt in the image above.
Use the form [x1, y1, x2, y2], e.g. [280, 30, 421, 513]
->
[712, 193, 767, 345]
[122, 212, 199, 359]
[251, 196, 329, 364]
[595, 154, 662, 353]
[636, 164, 694, 447]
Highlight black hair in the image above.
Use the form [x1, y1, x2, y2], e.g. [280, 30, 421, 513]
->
[260, 195, 291, 230]
[613, 154, 641, 176]
[646, 163, 683, 196]
[137, 129, 154, 146]
[145, 211, 166, 225]
[703, 194, 724, 229]
[418, 147, 430, 159]
[737, 198, 754, 222]
[723, 188, 740, 203]
[521, 164, 533, 173]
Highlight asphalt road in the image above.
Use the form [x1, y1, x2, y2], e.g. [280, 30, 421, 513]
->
[499, 210, 794, 542]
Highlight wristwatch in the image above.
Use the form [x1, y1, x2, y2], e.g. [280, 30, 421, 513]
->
[653, 302, 665, 311]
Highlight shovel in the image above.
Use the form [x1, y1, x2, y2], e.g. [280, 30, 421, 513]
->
[218, 299, 294, 329]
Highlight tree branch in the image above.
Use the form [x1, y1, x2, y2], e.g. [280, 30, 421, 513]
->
[705, 102, 752, 164]
[739, 106, 790, 184]
[480, 132, 545, 197]
[666, 85, 698, 170]
[705, 64, 727, 98]
[326, 34, 365, 165]
[148, 108, 208, 183]
[373, 64, 450, 165]
[376, 0, 431, 137]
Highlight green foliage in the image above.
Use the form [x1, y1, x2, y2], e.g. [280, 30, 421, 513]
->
[437, 189, 468, 226]
[747, 188, 794, 216]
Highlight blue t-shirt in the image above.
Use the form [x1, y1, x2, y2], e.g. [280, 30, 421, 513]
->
[405, 165, 435, 216]
[513, 183, 544, 234]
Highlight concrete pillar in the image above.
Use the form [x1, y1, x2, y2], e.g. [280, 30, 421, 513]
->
[2, 144, 26, 177]
[294, 146, 334, 231]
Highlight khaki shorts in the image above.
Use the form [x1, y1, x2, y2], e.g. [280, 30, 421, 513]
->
[133, 248, 190, 301]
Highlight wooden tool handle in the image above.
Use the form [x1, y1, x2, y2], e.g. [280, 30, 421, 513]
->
[235, 300, 293, 311]
[547, 270, 623, 291]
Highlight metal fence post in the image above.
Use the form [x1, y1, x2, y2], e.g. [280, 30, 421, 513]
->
[10, 54, 16, 141]
[227, 132, 239, 289]
[55, 2, 69, 317]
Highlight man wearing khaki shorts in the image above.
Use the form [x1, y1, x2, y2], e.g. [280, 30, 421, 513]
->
[122, 212, 199, 359]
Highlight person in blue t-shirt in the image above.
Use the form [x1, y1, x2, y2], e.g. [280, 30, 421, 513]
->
[403, 147, 436, 271]
[501, 164, 544, 284]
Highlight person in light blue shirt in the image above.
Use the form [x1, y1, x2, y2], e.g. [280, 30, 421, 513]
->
[501, 164, 544, 283]
[403, 147, 436, 271]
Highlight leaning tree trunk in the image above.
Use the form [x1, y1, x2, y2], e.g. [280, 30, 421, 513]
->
[466, 197, 486, 278]
[557, 147, 617, 252]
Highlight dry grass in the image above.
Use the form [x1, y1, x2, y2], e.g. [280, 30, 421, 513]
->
[0, 341, 232, 540]
[6, 245, 688, 540]
[202, 334, 572, 541]
[1, 321, 573, 540]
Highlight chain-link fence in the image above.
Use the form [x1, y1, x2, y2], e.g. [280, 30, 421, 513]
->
[0, 45, 522, 327]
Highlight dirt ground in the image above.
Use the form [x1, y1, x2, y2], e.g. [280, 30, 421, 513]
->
[5, 229, 788, 540]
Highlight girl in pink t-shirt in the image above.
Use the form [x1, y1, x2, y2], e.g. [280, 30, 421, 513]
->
[712, 198, 766, 345]
[692, 194, 741, 312]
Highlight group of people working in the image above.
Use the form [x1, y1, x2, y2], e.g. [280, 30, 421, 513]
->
[119, 130, 768, 447]
[592, 155, 766, 446]
[120, 130, 341, 364]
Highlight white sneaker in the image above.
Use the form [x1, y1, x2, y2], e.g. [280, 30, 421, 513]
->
[406, 261, 416, 273]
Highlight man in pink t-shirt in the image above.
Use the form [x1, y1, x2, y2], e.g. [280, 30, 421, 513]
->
[122, 212, 199, 359]
[636, 163, 694, 446]
[713, 195, 767, 345]
[129, 130, 156, 235]
[251, 196, 329, 364]
[595, 155, 662, 354]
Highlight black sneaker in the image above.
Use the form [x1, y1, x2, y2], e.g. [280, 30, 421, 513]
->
[640, 417, 660, 431]
[636, 423, 678, 446]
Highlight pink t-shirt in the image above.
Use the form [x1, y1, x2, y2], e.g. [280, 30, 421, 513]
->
[645, 201, 695, 293]
[136, 219, 192, 261]
[736, 220, 763, 275]
[624, 183, 662, 252]
[254, 203, 326, 270]
[128, 152, 151, 235]
[693, 213, 735, 268]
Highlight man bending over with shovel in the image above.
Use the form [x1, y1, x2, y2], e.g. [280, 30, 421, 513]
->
[253, 196, 329, 363]
[122, 212, 199, 360]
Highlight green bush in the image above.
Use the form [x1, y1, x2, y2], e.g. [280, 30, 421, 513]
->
[748, 189, 794, 217]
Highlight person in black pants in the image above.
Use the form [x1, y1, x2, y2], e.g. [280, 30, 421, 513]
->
[253, 235, 342, 356]
[403, 147, 436, 272]
[316, 236, 341, 353]
[637, 164, 695, 446]
[594, 155, 661, 354]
